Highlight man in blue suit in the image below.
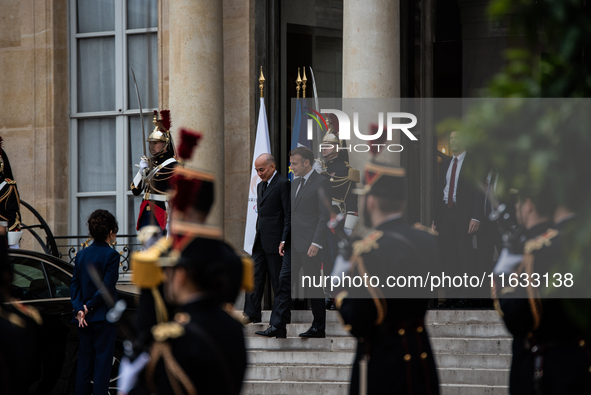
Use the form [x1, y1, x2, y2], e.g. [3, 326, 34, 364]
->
[70, 209, 120, 395]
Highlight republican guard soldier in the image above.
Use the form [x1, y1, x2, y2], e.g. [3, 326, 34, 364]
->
[131, 110, 178, 233]
[334, 161, 440, 395]
[315, 118, 360, 309]
[120, 128, 250, 395]
[315, 116, 360, 237]
[493, 198, 591, 394]
[0, 137, 23, 248]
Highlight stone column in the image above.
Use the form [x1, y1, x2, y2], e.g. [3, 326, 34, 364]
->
[169, 0, 225, 227]
[342, 0, 401, 170]
[343, 0, 400, 99]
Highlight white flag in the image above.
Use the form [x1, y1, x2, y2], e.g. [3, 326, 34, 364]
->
[243, 97, 271, 254]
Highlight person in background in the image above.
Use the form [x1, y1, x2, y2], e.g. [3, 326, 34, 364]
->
[433, 131, 485, 308]
[71, 209, 120, 395]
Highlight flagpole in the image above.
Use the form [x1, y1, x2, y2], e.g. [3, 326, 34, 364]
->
[259, 66, 265, 98]
[302, 67, 307, 99]
[244, 68, 271, 254]
[296, 68, 302, 99]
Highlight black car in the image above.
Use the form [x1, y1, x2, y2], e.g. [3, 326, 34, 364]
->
[5, 249, 137, 395]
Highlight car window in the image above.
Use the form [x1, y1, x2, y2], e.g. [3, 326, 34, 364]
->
[44, 263, 71, 298]
[9, 257, 50, 300]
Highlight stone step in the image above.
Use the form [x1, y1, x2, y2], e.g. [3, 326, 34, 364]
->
[241, 381, 349, 395]
[243, 322, 351, 337]
[426, 309, 504, 325]
[245, 364, 351, 382]
[438, 368, 509, 386]
[440, 384, 509, 395]
[246, 336, 357, 352]
[258, 310, 343, 323]
[435, 353, 511, 370]
[430, 337, 512, 354]
[247, 350, 356, 365]
[427, 323, 510, 338]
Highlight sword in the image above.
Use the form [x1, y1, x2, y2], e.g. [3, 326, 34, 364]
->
[130, 67, 147, 157]
[309, 67, 321, 143]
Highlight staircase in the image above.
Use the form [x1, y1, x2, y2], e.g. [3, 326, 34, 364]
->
[240, 309, 512, 395]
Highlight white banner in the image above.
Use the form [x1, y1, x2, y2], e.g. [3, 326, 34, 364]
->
[243, 97, 271, 254]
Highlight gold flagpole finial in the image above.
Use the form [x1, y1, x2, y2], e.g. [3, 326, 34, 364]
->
[259, 66, 265, 98]
[296, 68, 302, 99]
[302, 67, 307, 98]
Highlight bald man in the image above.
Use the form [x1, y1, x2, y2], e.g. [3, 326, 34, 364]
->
[243, 154, 291, 333]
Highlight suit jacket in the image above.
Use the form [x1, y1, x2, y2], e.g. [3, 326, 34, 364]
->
[291, 170, 332, 253]
[70, 240, 120, 323]
[434, 153, 485, 228]
[255, 173, 291, 253]
[338, 218, 440, 394]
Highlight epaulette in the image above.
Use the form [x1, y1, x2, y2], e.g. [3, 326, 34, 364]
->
[131, 236, 171, 288]
[524, 228, 558, 254]
[151, 321, 185, 342]
[352, 230, 383, 256]
[413, 222, 438, 236]
[345, 163, 360, 183]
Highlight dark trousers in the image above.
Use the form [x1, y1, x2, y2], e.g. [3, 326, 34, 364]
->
[437, 204, 476, 298]
[75, 321, 118, 395]
[292, 250, 326, 330]
[269, 247, 292, 329]
[322, 229, 340, 279]
[244, 238, 283, 321]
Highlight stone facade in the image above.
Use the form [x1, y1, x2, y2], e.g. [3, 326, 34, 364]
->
[1, 0, 255, 253]
[0, 0, 69, 249]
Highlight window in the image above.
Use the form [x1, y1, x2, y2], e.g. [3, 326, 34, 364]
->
[44, 264, 72, 298]
[10, 257, 49, 300]
[69, 0, 158, 238]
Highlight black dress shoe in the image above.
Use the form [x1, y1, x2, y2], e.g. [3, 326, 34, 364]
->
[299, 327, 326, 338]
[255, 325, 287, 338]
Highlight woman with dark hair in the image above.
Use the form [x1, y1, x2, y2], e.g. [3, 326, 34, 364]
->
[70, 209, 120, 395]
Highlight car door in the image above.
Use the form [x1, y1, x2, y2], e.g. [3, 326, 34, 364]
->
[8, 256, 78, 395]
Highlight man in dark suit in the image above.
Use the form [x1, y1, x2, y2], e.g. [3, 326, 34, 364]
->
[243, 153, 291, 328]
[335, 161, 440, 394]
[433, 131, 485, 307]
[289, 146, 331, 338]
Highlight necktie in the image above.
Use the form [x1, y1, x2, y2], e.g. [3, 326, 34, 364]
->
[261, 180, 268, 196]
[296, 177, 305, 197]
[448, 157, 458, 207]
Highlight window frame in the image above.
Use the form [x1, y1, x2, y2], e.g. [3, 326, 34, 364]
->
[68, 0, 158, 237]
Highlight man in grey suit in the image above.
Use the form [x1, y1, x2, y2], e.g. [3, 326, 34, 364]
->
[289, 146, 331, 338]
[243, 153, 291, 327]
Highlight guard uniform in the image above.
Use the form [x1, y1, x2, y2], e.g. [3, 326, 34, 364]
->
[131, 110, 178, 231]
[316, 128, 360, 298]
[335, 162, 440, 395]
[495, 216, 591, 394]
[0, 138, 23, 247]
[318, 155, 359, 217]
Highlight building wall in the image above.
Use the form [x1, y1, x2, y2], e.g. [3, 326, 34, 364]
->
[0, 0, 69, 249]
[222, 0, 256, 252]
